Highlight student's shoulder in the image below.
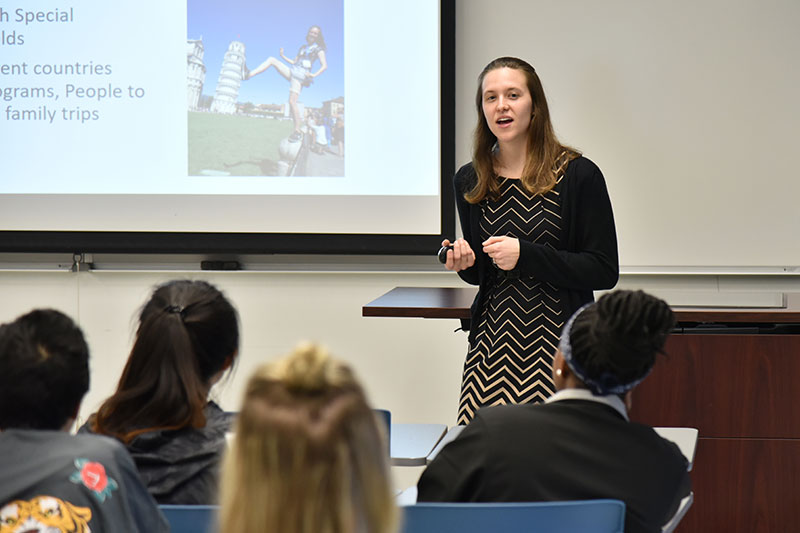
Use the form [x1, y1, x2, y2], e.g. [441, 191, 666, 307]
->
[69, 433, 133, 465]
[1, 430, 135, 480]
[474, 402, 556, 429]
[632, 423, 690, 456]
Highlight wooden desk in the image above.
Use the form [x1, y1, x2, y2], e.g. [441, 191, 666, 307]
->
[363, 286, 476, 319]
[364, 288, 800, 532]
[364, 287, 800, 323]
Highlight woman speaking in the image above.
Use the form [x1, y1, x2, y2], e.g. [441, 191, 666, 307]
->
[442, 57, 618, 424]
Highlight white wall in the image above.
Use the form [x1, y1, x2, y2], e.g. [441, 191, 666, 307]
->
[3, 263, 800, 425]
[455, 0, 800, 269]
[0, 265, 469, 427]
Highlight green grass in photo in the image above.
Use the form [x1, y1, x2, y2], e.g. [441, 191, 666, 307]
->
[187, 112, 294, 176]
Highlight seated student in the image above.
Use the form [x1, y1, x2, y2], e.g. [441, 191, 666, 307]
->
[219, 343, 397, 533]
[417, 290, 691, 533]
[0, 309, 168, 532]
[81, 279, 239, 504]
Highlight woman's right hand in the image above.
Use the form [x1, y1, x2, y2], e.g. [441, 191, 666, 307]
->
[442, 238, 475, 272]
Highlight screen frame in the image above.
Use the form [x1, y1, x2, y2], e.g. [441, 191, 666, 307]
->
[0, 0, 455, 256]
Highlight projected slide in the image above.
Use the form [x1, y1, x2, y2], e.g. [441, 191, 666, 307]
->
[187, 0, 344, 178]
[0, 0, 442, 234]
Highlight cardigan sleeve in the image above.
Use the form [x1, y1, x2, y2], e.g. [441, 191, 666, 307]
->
[516, 158, 619, 290]
[453, 164, 480, 286]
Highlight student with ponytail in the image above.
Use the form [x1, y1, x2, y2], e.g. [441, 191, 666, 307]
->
[418, 290, 691, 533]
[81, 279, 239, 504]
[219, 343, 396, 533]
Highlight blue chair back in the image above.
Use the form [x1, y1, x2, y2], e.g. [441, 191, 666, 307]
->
[374, 408, 391, 454]
[159, 505, 217, 533]
[401, 500, 625, 533]
[375, 408, 391, 437]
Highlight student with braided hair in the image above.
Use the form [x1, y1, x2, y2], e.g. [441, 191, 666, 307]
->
[418, 289, 691, 533]
[81, 279, 239, 504]
[219, 343, 397, 533]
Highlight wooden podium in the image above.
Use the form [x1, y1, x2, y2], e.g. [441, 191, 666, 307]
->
[364, 288, 800, 532]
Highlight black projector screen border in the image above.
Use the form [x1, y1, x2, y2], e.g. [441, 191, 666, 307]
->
[0, 0, 455, 256]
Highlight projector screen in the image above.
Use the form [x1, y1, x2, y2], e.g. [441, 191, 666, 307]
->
[0, 0, 455, 254]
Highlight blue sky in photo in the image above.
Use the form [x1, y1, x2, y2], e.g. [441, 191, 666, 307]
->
[188, 0, 343, 108]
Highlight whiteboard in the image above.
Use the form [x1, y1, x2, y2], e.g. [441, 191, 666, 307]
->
[456, 0, 800, 269]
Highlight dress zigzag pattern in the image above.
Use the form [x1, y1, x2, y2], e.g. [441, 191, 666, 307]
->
[457, 171, 567, 425]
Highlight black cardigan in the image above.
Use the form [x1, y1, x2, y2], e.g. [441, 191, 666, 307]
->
[454, 156, 619, 343]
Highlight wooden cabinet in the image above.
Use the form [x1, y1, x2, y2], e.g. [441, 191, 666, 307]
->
[631, 333, 800, 532]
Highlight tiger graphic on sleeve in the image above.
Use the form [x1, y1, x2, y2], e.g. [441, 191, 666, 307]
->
[0, 496, 92, 533]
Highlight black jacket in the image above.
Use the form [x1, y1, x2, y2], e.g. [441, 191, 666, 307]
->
[454, 157, 619, 342]
[0, 429, 169, 532]
[81, 402, 232, 504]
[418, 400, 691, 533]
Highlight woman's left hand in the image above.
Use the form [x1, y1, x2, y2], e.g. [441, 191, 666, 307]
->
[482, 236, 520, 271]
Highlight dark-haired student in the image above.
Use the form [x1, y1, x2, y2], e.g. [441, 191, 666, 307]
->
[417, 290, 691, 533]
[0, 309, 168, 532]
[80, 279, 239, 504]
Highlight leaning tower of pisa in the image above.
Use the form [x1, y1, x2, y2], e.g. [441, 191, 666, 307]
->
[211, 41, 246, 114]
[186, 38, 206, 110]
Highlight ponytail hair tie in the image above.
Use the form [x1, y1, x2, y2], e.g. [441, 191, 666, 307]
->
[165, 305, 185, 316]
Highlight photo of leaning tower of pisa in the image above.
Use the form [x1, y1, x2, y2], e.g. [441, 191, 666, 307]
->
[187, 0, 344, 178]
[211, 41, 246, 114]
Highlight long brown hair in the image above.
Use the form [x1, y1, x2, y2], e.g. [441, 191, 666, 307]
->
[219, 343, 397, 533]
[466, 56, 579, 203]
[91, 279, 239, 443]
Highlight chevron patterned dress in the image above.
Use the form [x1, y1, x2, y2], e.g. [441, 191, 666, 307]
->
[457, 174, 566, 425]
